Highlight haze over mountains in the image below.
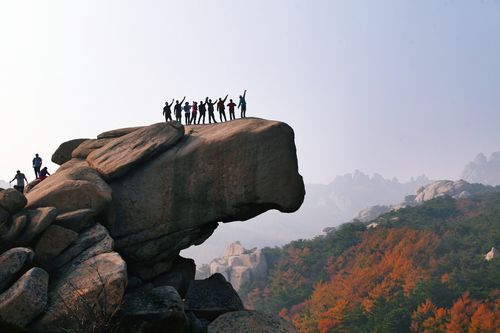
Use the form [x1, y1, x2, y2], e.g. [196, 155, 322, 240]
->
[183, 170, 430, 263]
[461, 151, 500, 186]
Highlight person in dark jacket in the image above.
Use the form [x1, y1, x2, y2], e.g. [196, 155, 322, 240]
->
[38, 167, 51, 181]
[32, 154, 42, 178]
[198, 100, 207, 124]
[217, 94, 228, 122]
[227, 99, 237, 120]
[174, 97, 186, 122]
[163, 99, 174, 122]
[238, 90, 247, 118]
[183, 102, 191, 125]
[191, 101, 198, 124]
[206, 98, 217, 124]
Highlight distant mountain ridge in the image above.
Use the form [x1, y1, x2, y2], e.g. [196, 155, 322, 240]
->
[462, 151, 500, 186]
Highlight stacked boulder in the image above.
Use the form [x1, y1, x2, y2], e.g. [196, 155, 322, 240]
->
[0, 118, 304, 332]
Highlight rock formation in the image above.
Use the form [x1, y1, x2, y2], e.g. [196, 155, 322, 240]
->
[0, 118, 304, 332]
[484, 247, 497, 261]
[209, 242, 267, 292]
[353, 179, 498, 223]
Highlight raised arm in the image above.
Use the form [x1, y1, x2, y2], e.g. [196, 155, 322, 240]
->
[205, 97, 208, 104]
[243, 90, 246, 98]
[180, 96, 186, 104]
[222, 94, 228, 103]
[169, 99, 174, 106]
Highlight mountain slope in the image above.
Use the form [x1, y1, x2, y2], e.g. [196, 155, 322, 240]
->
[462, 152, 500, 186]
[240, 193, 500, 332]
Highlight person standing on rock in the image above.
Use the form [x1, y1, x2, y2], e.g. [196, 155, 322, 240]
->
[174, 97, 185, 123]
[217, 94, 228, 122]
[163, 99, 174, 122]
[10, 170, 28, 193]
[32, 153, 42, 178]
[198, 100, 207, 124]
[191, 101, 198, 125]
[238, 90, 247, 118]
[206, 97, 217, 124]
[183, 101, 191, 125]
[227, 99, 237, 120]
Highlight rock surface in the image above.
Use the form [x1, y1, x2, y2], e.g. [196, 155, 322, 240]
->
[51, 138, 88, 165]
[0, 189, 27, 215]
[32, 252, 127, 333]
[26, 159, 112, 214]
[87, 122, 184, 180]
[117, 286, 187, 333]
[0, 247, 34, 293]
[185, 273, 244, 320]
[106, 119, 304, 275]
[0, 268, 48, 328]
[209, 242, 268, 292]
[207, 310, 297, 333]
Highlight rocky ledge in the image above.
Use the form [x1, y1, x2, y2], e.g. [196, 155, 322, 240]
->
[0, 118, 304, 333]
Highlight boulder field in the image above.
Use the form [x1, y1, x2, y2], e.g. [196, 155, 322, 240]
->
[0, 118, 304, 332]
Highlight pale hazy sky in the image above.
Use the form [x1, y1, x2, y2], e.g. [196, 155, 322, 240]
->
[1, 0, 499, 184]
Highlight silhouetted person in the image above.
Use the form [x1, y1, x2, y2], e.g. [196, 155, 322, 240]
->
[227, 99, 237, 120]
[10, 170, 28, 193]
[174, 97, 186, 122]
[198, 100, 207, 124]
[38, 167, 51, 181]
[206, 98, 217, 124]
[191, 101, 198, 124]
[32, 153, 42, 178]
[183, 102, 191, 125]
[238, 90, 247, 118]
[217, 94, 228, 122]
[163, 99, 174, 122]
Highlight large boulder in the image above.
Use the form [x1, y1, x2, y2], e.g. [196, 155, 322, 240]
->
[34, 225, 78, 268]
[0, 267, 49, 329]
[15, 207, 58, 246]
[150, 256, 195, 298]
[185, 273, 244, 321]
[0, 189, 27, 215]
[207, 310, 297, 333]
[116, 285, 187, 333]
[97, 126, 145, 139]
[51, 138, 88, 165]
[31, 252, 127, 333]
[0, 247, 34, 293]
[53, 208, 96, 232]
[105, 119, 304, 275]
[25, 159, 112, 215]
[87, 122, 184, 180]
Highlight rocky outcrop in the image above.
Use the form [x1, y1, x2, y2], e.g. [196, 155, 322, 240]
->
[207, 310, 297, 333]
[0, 118, 304, 331]
[353, 180, 498, 223]
[209, 242, 268, 291]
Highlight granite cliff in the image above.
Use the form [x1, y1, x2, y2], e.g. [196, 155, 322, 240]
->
[0, 118, 304, 332]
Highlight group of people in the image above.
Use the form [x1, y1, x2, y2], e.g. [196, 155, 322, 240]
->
[9, 154, 50, 193]
[163, 90, 247, 125]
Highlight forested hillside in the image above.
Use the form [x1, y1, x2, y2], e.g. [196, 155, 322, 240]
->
[240, 193, 500, 332]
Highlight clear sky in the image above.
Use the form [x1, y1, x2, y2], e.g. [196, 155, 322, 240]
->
[1, 0, 499, 184]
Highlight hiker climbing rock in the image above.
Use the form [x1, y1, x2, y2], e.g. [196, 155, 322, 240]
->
[206, 98, 217, 124]
[174, 97, 185, 123]
[163, 99, 174, 122]
[32, 153, 42, 178]
[10, 170, 28, 193]
[38, 167, 51, 181]
[238, 90, 247, 118]
[217, 94, 228, 122]
[228, 99, 237, 120]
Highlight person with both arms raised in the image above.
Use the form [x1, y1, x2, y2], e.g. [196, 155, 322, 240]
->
[174, 97, 185, 123]
[206, 97, 217, 124]
[163, 99, 174, 122]
[217, 94, 228, 122]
